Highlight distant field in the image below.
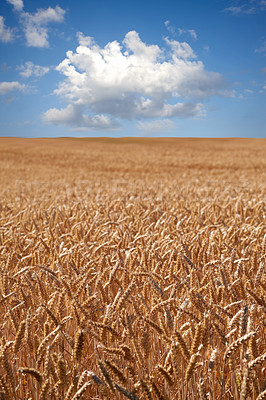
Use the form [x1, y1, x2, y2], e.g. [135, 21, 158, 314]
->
[0, 137, 265, 399]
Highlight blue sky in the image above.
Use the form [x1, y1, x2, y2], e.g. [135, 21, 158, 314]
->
[0, 0, 265, 137]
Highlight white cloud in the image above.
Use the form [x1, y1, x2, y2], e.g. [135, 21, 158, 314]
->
[188, 30, 197, 40]
[164, 37, 196, 59]
[21, 6, 65, 47]
[0, 81, 28, 95]
[0, 16, 15, 42]
[43, 104, 120, 131]
[137, 119, 176, 133]
[164, 20, 197, 39]
[178, 28, 197, 40]
[43, 30, 231, 130]
[76, 32, 95, 47]
[244, 89, 254, 93]
[6, 0, 24, 12]
[17, 61, 50, 78]
[164, 20, 176, 36]
[4, 2, 65, 47]
[223, 1, 266, 15]
[223, 5, 255, 15]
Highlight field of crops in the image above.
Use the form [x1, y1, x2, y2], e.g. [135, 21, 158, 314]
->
[0, 137, 265, 400]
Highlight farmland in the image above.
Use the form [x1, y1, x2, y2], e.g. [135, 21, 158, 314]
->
[0, 137, 265, 399]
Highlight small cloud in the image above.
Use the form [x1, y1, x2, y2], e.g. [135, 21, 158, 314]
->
[4, 2, 66, 47]
[203, 45, 210, 53]
[188, 29, 197, 40]
[223, 1, 266, 15]
[137, 119, 176, 133]
[0, 81, 28, 95]
[1, 62, 12, 72]
[178, 28, 197, 40]
[223, 5, 256, 15]
[164, 20, 176, 36]
[0, 16, 15, 42]
[165, 21, 197, 39]
[255, 41, 266, 53]
[6, 0, 24, 12]
[21, 5, 66, 48]
[17, 61, 50, 78]
[20, 119, 31, 125]
[244, 89, 254, 93]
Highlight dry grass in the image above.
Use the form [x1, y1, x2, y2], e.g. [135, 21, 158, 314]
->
[0, 137, 265, 400]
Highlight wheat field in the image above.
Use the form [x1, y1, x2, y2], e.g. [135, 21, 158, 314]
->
[0, 137, 265, 400]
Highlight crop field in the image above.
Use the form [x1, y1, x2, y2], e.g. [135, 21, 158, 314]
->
[0, 137, 265, 400]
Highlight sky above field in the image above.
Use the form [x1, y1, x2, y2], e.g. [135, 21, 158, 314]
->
[0, 0, 265, 137]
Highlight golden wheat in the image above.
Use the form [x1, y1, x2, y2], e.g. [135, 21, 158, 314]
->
[0, 137, 265, 399]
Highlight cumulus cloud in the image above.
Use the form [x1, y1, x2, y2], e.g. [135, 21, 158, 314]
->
[21, 6, 65, 47]
[0, 81, 28, 95]
[43, 30, 231, 131]
[137, 119, 176, 133]
[0, 16, 15, 42]
[17, 61, 50, 78]
[6, 0, 24, 12]
[5, 1, 66, 47]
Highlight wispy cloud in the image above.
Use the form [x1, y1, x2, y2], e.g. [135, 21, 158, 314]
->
[164, 20, 197, 39]
[255, 41, 266, 53]
[43, 30, 231, 131]
[223, 5, 256, 15]
[137, 119, 176, 133]
[0, 81, 28, 95]
[178, 28, 197, 40]
[223, 0, 266, 15]
[164, 20, 176, 36]
[0, 16, 15, 42]
[17, 61, 50, 78]
[1, 62, 11, 72]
